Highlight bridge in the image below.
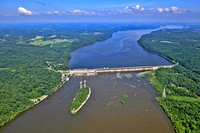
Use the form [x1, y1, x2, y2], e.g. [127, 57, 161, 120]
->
[66, 63, 178, 76]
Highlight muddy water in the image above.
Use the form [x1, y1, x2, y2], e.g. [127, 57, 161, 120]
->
[0, 73, 174, 133]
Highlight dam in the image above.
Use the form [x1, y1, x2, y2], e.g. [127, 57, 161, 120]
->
[67, 63, 177, 76]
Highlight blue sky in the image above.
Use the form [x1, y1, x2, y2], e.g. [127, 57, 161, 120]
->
[0, 0, 200, 22]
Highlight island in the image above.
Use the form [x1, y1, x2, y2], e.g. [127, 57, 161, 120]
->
[70, 86, 91, 115]
[121, 94, 128, 104]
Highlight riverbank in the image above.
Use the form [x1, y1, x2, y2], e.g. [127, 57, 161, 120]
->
[137, 28, 200, 132]
[30, 95, 48, 104]
[137, 41, 177, 64]
[70, 87, 91, 115]
[137, 71, 152, 79]
[140, 70, 200, 133]
[0, 27, 115, 127]
[0, 73, 176, 133]
[0, 24, 176, 129]
[31, 73, 70, 105]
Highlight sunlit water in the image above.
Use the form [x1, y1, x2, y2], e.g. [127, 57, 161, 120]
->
[0, 26, 181, 133]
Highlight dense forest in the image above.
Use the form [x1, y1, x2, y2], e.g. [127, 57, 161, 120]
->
[138, 28, 200, 133]
[0, 23, 162, 127]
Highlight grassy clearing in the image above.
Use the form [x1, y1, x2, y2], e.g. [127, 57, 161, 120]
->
[0, 68, 10, 70]
[30, 36, 44, 40]
[29, 39, 72, 46]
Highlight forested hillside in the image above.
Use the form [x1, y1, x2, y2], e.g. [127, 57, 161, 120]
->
[138, 28, 200, 133]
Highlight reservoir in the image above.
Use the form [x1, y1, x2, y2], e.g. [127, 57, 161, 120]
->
[0, 27, 176, 133]
[68, 29, 173, 69]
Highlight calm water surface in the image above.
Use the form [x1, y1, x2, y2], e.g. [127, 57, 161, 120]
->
[68, 29, 173, 69]
[0, 27, 178, 133]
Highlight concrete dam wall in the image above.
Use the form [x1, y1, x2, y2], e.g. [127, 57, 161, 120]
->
[68, 64, 176, 76]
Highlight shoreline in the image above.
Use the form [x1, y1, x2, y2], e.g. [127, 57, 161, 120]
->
[137, 39, 176, 64]
[0, 26, 176, 128]
[31, 73, 70, 105]
[136, 71, 152, 78]
[0, 73, 70, 127]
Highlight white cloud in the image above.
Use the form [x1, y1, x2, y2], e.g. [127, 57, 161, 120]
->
[118, 5, 187, 15]
[71, 10, 82, 13]
[47, 10, 63, 15]
[54, 11, 60, 14]
[140, 7, 144, 11]
[18, 7, 34, 15]
[135, 5, 140, 10]
[133, 5, 142, 10]
[171, 7, 179, 12]
[46, 10, 90, 16]
[70, 10, 89, 15]
[157, 8, 164, 12]
[170, 6, 188, 14]
[44, 5, 188, 17]
[123, 7, 133, 14]
[165, 8, 170, 12]
[120, 5, 145, 14]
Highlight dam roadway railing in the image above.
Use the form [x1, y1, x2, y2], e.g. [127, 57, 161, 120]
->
[67, 63, 178, 76]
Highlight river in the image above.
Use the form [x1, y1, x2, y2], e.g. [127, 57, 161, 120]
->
[68, 28, 174, 69]
[0, 26, 177, 133]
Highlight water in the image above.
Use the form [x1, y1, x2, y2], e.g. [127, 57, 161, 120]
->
[0, 27, 177, 133]
[68, 29, 173, 69]
[0, 73, 174, 133]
